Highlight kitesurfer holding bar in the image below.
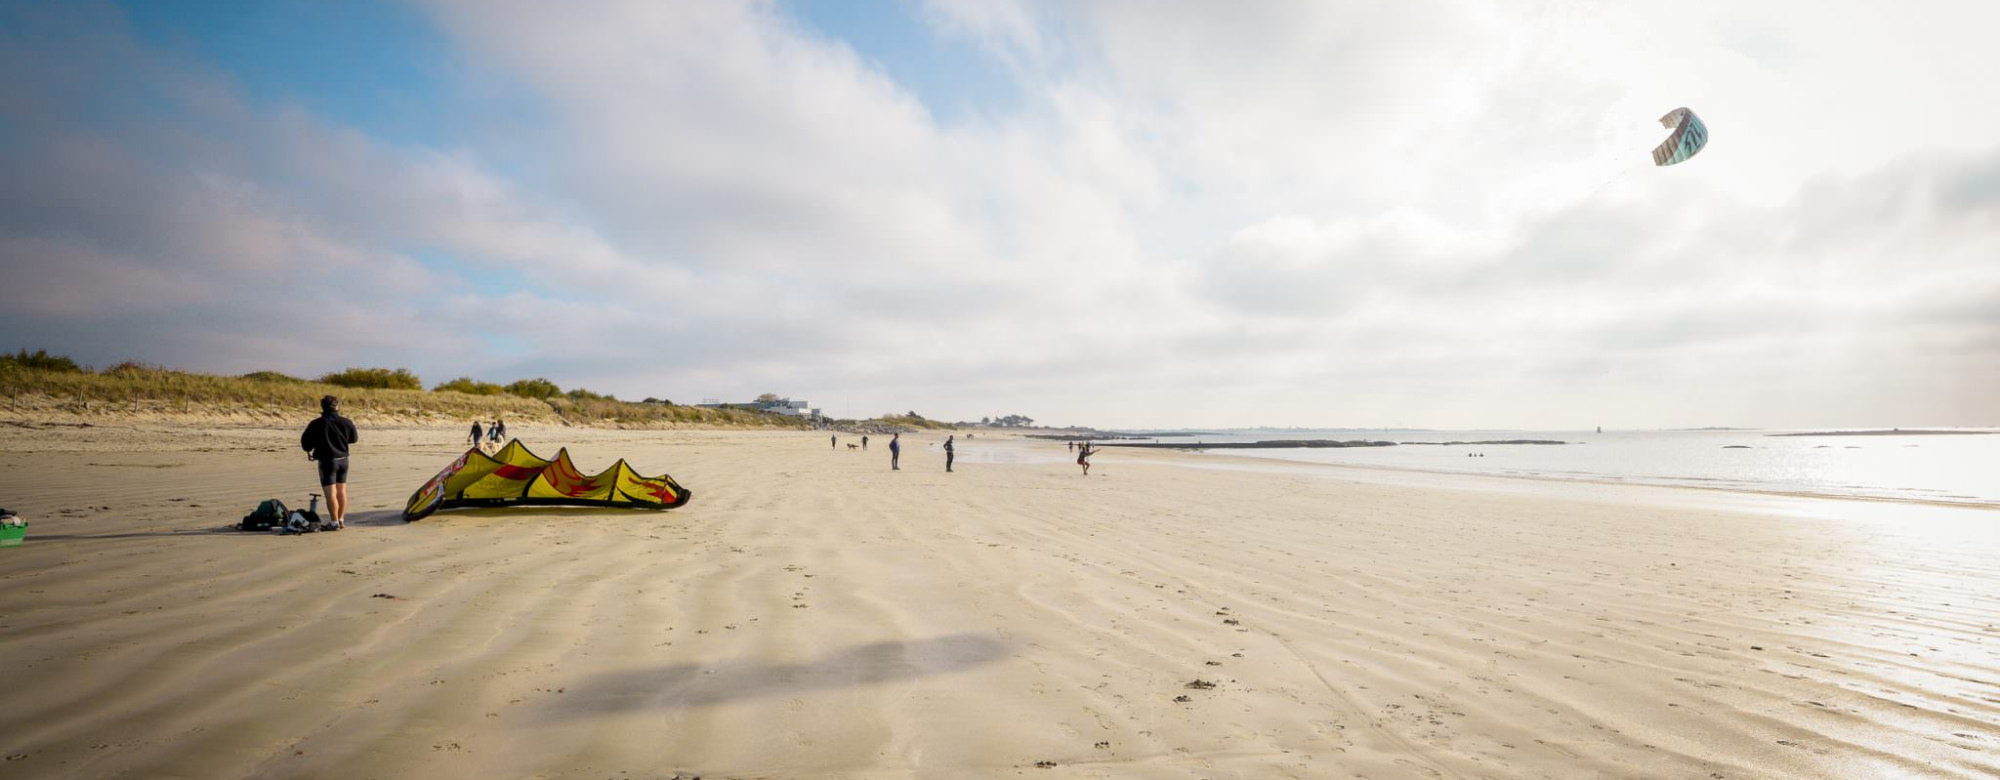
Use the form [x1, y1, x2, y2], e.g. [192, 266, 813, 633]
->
[301, 395, 358, 529]
[1077, 441, 1095, 476]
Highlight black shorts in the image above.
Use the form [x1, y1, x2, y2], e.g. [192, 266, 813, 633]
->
[317, 456, 350, 485]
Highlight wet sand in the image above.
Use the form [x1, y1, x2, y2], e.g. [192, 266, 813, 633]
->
[0, 421, 1995, 778]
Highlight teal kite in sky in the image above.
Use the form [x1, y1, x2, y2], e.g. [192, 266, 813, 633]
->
[1652, 107, 1708, 166]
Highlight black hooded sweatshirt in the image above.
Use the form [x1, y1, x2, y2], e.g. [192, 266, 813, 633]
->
[301, 412, 359, 460]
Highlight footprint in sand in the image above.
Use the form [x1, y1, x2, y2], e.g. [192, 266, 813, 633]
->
[1535, 739, 1580, 758]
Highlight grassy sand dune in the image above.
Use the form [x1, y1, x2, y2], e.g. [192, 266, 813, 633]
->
[1, 424, 1996, 777]
[0, 365, 809, 429]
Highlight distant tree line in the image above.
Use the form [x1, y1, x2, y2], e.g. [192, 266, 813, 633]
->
[436, 376, 623, 402]
[321, 367, 423, 390]
[1, 349, 84, 373]
[3, 348, 659, 405]
[9, 348, 1049, 429]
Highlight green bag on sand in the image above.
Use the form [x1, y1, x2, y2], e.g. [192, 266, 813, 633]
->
[0, 509, 23, 548]
[241, 499, 287, 532]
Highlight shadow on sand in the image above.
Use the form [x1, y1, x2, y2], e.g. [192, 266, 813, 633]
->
[343, 509, 408, 527]
[539, 633, 1012, 717]
[400, 506, 687, 525]
[27, 527, 241, 542]
[32, 505, 693, 543]
[31, 508, 406, 542]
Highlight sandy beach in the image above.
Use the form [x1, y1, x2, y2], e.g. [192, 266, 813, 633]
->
[1, 421, 1996, 779]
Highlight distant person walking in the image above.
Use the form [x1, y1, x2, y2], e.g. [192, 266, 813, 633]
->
[492, 418, 507, 443]
[861, 435, 869, 451]
[831, 434, 838, 450]
[944, 435, 955, 473]
[1068, 441, 1075, 453]
[1077, 442, 1095, 476]
[468, 420, 484, 450]
[889, 433, 901, 470]
[301, 395, 358, 529]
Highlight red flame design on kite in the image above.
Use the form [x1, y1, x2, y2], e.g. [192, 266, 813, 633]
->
[627, 477, 676, 503]
[493, 464, 546, 481]
[543, 455, 596, 498]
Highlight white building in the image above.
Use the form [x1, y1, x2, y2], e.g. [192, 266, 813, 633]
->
[701, 397, 820, 419]
[762, 398, 812, 417]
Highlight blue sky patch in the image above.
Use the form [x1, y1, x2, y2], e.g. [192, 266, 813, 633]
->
[780, 0, 1023, 124]
[114, 0, 454, 147]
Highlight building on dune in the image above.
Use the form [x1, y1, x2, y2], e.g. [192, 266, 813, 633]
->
[698, 396, 821, 420]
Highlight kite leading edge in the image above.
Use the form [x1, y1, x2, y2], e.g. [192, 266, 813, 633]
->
[1652, 107, 1708, 166]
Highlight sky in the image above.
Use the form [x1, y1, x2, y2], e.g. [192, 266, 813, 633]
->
[2, 0, 1997, 430]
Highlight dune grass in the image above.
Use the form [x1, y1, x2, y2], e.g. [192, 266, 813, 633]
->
[0, 364, 808, 428]
[876, 413, 956, 431]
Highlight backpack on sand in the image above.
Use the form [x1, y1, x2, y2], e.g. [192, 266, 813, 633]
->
[241, 499, 288, 532]
[281, 506, 324, 535]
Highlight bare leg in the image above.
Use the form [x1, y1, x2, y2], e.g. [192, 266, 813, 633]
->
[330, 483, 348, 525]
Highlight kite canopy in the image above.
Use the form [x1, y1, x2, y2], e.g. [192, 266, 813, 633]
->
[403, 440, 692, 521]
[1652, 107, 1708, 166]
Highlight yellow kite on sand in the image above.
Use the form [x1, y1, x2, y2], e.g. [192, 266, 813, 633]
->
[403, 439, 692, 521]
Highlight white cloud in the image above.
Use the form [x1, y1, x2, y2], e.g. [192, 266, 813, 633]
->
[2, 1, 1996, 426]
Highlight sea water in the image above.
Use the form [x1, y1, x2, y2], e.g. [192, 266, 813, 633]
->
[1127, 429, 2000, 508]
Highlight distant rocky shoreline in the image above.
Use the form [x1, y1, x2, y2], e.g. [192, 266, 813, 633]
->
[1097, 439, 1566, 450]
[1767, 430, 1993, 437]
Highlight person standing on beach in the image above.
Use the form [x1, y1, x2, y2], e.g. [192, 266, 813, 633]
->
[300, 395, 358, 529]
[468, 420, 484, 450]
[862, 435, 868, 450]
[1077, 442, 1095, 476]
[492, 418, 507, 443]
[944, 435, 955, 473]
[889, 433, 901, 470]
[831, 434, 838, 450]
